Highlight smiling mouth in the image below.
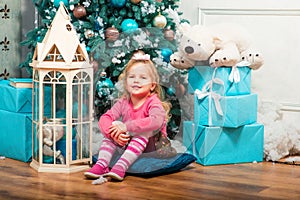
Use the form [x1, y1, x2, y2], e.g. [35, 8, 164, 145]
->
[131, 85, 141, 89]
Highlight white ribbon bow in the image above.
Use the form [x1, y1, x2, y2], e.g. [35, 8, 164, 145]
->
[228, 61, 251, 83]
[132, 53, 150, 61]
[194, 78, 224, 116]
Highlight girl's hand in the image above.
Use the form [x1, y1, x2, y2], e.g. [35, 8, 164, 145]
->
[109, 121, 127, 138]
[116, 133, 131, 147]
[109, 124, 123, 139]
[109, 122, 130, 146]
[112, 121, 127, 132]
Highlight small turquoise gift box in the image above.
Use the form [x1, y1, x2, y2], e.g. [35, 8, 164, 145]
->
[194, 93, 257, 128]
[0, 80, 51, 113]
[188, 65, 251, 96]
[0, 109, 32, 162]
[183, 121, 264, 166]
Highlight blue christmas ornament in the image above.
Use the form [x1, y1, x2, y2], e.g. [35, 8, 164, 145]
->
[86, 46, 91, 53]
[166, 87, 176, 96]
[37, 36, 42, 42]
[161, 48, 173, 63]
[53, 0, 69, 7]
[121, 19, 138, 32]
[96, 72, 114, 98]
[110, 0, 126, 8]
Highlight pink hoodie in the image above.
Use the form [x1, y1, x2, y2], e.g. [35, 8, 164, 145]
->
[99, 94, 167, 139]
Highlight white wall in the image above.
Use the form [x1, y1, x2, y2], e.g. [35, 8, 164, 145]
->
[178, 0, 300, 130]
[179, 0, 200, 25]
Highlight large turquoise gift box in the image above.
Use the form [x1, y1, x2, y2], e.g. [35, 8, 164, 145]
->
[183, 121, 264, 166]
[194, 93, 257, 128]
[0, 80, 51, 113]
[0, 109, 32, 162]
[0, 79, 51, 162]
[188, 66, 251, 96]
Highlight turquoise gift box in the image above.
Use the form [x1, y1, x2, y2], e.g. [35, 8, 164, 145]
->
[183, 121, 264, 166]
[194, 93, 257, 128]
[0, 109, 32, 162]
[0, 80, 51, 113]
[188, 66, 251, 96]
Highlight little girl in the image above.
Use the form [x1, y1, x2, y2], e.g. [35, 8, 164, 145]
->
[84, 50, 176, 181]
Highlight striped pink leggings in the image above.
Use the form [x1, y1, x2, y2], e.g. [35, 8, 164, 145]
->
[96, 135, 149, 173]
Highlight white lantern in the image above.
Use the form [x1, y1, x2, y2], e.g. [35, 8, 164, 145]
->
[30, 2, 93, 173]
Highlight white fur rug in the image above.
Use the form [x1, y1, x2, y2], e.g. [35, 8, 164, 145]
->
[257, 100, 300, 162]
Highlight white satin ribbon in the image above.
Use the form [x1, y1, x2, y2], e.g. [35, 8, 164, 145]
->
[194, 78, 224, 117]
[229, 65, 240, 83]
[228, 61, 251, 83]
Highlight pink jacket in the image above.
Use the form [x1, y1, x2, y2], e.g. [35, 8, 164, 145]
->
[99, 94, 167, 139]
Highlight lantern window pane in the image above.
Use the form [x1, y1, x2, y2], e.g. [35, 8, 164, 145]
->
[73, 71, 90, 83]
[44, 45, 65, 62]
[44, 71, 66, 83]
[72, 80, 91, 160]
[72, 46, 86, 62]
[42, 118, 66, 165]
[32, 71, 39, 162]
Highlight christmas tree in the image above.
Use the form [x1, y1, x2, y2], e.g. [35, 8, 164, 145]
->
[20, 0, 189, 139]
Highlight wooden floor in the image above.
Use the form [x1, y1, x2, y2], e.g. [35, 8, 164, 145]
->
[0, 158, 299, 200]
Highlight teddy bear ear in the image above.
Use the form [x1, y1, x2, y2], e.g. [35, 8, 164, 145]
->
[178, 22, 191, 33]
[213, 36, 222, 47]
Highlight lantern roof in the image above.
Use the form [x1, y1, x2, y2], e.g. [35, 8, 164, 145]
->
[31, 2, 90, 68]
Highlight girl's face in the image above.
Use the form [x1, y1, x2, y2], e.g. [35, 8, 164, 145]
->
[126, 63, 156, 99]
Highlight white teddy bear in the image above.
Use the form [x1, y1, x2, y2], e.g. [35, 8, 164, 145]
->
[170, 23, 264, 70]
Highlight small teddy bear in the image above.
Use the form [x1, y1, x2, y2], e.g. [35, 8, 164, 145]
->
[170, 23, 264, 70]
[42, 118, 65, 164]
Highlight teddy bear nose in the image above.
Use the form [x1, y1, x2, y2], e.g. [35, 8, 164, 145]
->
[185, 46, 194, 54]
